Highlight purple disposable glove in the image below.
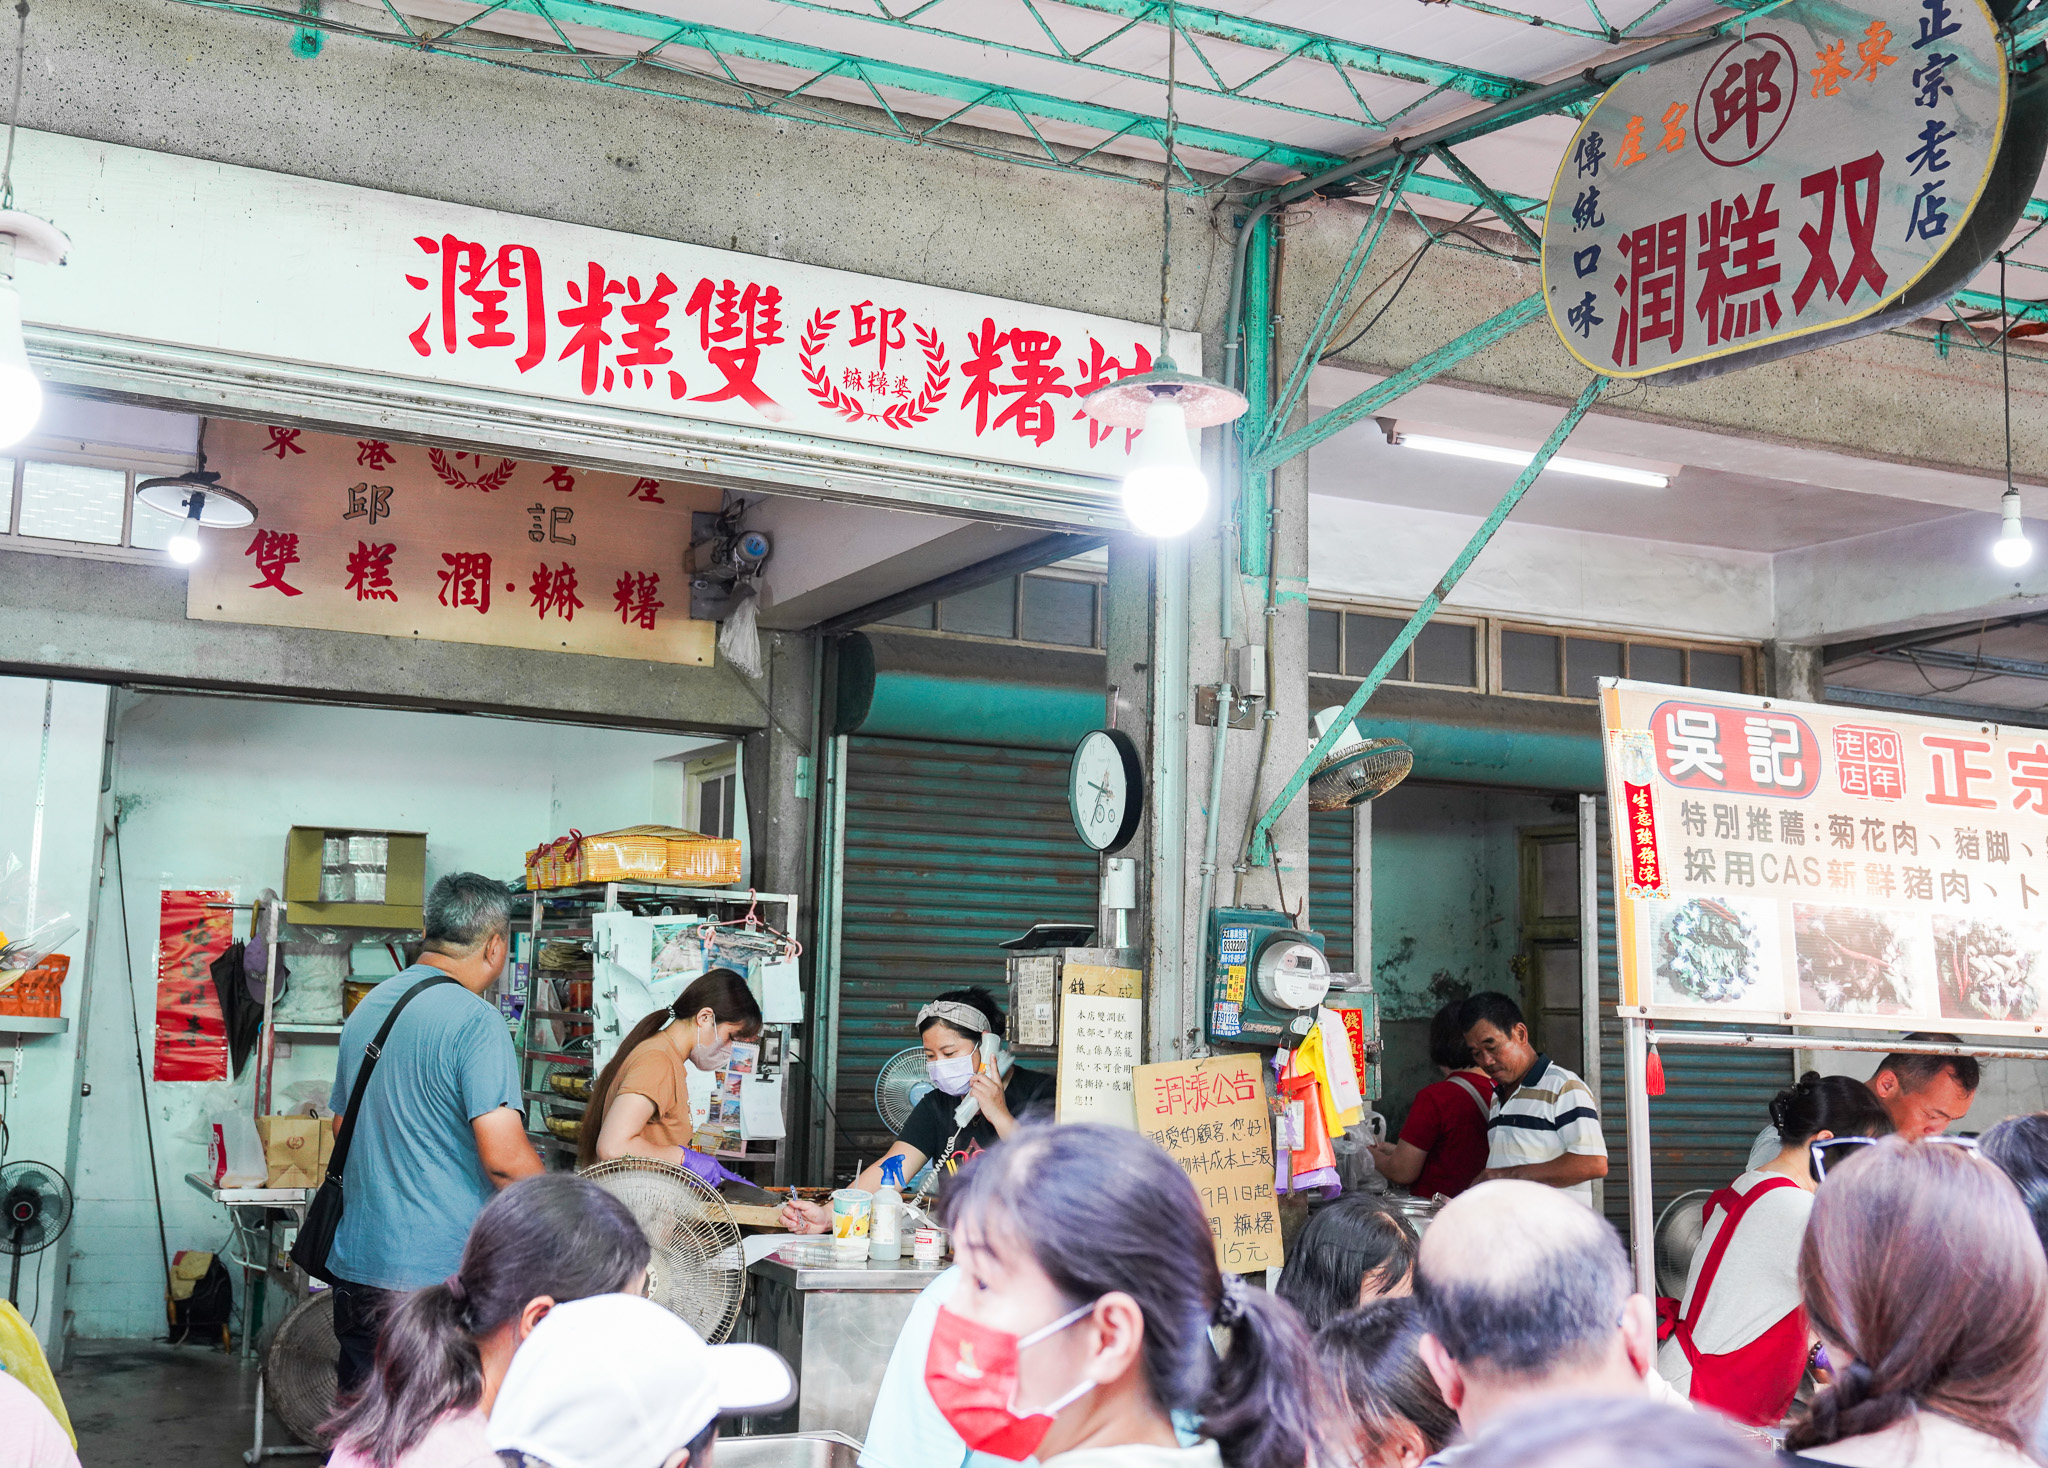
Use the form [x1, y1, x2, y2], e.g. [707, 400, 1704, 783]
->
[679, 1146, 746, 1190]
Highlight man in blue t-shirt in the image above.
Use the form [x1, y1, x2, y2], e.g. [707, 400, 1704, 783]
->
[326, 872, 540, 1394]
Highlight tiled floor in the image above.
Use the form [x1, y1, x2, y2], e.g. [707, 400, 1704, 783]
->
[57, 1338, 313, 1467]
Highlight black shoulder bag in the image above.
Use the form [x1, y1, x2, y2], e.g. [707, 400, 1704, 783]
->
[290, 973, 456, 1285]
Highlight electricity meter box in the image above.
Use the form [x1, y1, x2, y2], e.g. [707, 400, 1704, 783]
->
[1001, 923, 1140, 1059]
[1206, 907, 1331, 1047]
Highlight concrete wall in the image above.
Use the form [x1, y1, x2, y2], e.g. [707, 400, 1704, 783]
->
[67, 691, 714, 1339]
[0, 677, 109, 1360]
[1309, 495, 1776, 643]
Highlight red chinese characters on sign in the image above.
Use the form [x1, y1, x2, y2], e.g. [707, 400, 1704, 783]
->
[529, 563, 583, 622]
[685, 277, 786, 417]
[1794, 153, 1888, 310]
[1072, 338, 1154, 448]
[1835, 723, 1906, 800]
[1651, 700, 1821, 798]
[613, 572, 662, 630]
[408, 236, 547, 370]
[1695, 34, 1798, 166]
[1623, 781, 1668, 895]
[2012, 743, 2048, 813]
[1696, 184, 1784, 346]
[438, 552, 493, 614]
[345, 541, 398, 602]
[1924, 735, 1998, 809]
[962, 320, 1072, 446]
[1612, 214, 1687, 367]
[1150, 1066, 1261, 1116]
[154, 889, 232, 1082]
[247, 530, 305, 597]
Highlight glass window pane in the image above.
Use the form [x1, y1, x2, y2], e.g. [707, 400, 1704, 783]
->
[1308, 609, 1341, 673]
[1345, 613, 1408, 680]
[1538, 944, 1582, 1010]
[0, 459, 15, 532]
[1565, 637, 1624, 699]
[1690, 649, 1744, 692]
[130, 493, 182, 550]
[875, 603, 934, 629]
[1630, 643, 1683, 686]
[940, 577, 1018, 638]
[19, 462, 125, 545]
[1413, 621, 1477, 687]
[1502, 630, 1562, 694]
[1020, 577, 1096, 647]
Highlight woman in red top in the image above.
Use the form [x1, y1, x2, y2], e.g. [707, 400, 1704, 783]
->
[1369, 1001, 1496, 1199]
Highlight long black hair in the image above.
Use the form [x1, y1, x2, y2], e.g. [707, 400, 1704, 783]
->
[942, 1124, 1324, 1468]
[1767, 1071, 1893, 1151]
[1316, 1299, 1457, 1461]
[1275, 1195, 1417, 1332]
[323, 1173, 650, 1466]
[580, 968, 761, 1166]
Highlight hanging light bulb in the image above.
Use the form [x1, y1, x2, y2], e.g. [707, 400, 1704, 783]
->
[1076, 0, 1246, 537]
[167, 495, 204, 565]
[135, 470, 258, 565]
[1996, 487, 2033, 568]
[0, 5, 69, 449]
[1121, 395, 1207, 536]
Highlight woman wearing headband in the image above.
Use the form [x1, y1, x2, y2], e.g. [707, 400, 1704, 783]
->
[779, 986, 1053, 1233]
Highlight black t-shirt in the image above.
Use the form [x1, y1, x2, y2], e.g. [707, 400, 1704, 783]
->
[898, 1064, 1055, 1172]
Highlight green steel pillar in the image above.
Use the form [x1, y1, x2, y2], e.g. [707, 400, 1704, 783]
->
[1237, 213, 1276, 580]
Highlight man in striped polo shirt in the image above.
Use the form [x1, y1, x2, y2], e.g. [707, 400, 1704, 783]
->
[1458, 991, 1607, 1206]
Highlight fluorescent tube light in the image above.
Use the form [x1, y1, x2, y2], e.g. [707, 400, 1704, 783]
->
[1392, 430, 1671, 489]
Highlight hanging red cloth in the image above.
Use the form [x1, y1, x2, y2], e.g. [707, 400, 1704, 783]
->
[1673, 1174, 1808, 1427]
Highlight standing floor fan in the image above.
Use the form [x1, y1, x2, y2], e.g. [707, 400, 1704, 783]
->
[1, 1160, 72, 1306]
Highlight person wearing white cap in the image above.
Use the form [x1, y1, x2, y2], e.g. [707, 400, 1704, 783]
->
[488, 1294, 796, 1468]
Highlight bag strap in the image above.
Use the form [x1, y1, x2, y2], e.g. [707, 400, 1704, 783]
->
[1447, 1073, 1491, 1123]
[1674, 1174, 1802, 1366]
[327, 973, 457, 1180]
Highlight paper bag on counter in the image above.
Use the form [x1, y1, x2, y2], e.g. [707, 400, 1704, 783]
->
[255, 1114, 332, 1189]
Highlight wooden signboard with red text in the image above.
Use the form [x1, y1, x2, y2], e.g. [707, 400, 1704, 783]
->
[189, 419, 717, 664]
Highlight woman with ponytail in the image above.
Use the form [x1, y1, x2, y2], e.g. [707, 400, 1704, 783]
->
[1782, 1136, 2048, 1467]
[924, 1123, 1324, 1468]
[1657, 1072, 1889, 1426]
[324, 1173, 649, 1468]
[580, 968, 762, 1181]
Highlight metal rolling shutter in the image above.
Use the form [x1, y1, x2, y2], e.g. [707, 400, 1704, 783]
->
[1596, 798, 1793, 1243]
[1308, 808, 1355, 974]
[833, 734, 1098, 1184]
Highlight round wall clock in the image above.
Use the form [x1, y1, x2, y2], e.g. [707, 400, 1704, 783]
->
[1069, 728, 1144, 854]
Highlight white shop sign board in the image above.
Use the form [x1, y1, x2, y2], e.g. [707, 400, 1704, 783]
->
[13, 130, 1197, 482]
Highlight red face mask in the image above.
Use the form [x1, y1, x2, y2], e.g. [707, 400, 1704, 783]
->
[924, 1301, 1097, 1461]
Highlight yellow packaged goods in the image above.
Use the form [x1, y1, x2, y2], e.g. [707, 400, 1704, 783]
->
[666, 833, 742, 885]
[576, 831, 670, 883]
[254, 1114, 334, 1189]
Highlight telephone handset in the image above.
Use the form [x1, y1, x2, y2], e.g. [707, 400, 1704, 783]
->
[953, 1031, 1006, 1126]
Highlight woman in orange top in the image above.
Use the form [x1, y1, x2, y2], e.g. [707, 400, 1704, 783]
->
[578, 968, 761, 1181]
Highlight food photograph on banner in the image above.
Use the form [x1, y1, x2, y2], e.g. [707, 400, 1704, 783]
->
[1605, 679, 2048, 1035]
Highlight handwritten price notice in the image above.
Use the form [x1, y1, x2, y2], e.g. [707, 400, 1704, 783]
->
[1134, 1053, 1284, 1274]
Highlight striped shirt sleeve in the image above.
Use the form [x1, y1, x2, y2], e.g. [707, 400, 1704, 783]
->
[1553, 1075, 1606, 1157]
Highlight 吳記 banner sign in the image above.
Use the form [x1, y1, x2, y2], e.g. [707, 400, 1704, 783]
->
[20, 131, 1198, 481]
[194, 419, 718, 664]
[1602, 679, 2048, 1038]
[1543, 0, 2026, 382]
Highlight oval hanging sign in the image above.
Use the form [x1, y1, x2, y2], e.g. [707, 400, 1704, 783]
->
[1541, 0, 2043, 383]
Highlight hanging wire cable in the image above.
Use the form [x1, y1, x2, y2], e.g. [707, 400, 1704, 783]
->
[0, 1, 27, 211]
[2004, 251, 2015, 494]
[1157, 0, 1176, 363]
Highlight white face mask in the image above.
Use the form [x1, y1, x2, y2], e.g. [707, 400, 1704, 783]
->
[927, 1054, 977, 1096]
[691, 1032, 733, 1071]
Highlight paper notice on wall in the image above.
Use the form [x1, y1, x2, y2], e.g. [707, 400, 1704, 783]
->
[154, 889, 233, 1082]
[1012, 955, 1058, 1048]
[758, 957, 803, 1023]
[686, 1066, 716, 1128]
[740, 1075, 787, 1140]
[1134, 1052, 1284, 1273]
[1056, 994, 1141, 1129]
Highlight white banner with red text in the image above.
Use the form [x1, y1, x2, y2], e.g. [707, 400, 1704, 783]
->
[1602, 679, 2048, 1038]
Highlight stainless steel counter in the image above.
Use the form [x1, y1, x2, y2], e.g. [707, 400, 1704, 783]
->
[741, 1248, 949, 1440]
